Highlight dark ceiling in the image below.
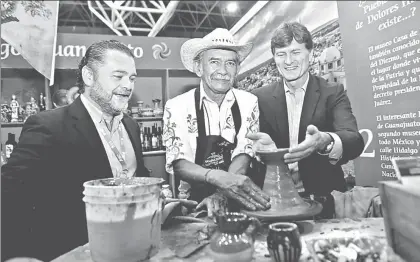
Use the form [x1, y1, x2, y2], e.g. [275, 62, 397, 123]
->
[58, 1, 257, 38]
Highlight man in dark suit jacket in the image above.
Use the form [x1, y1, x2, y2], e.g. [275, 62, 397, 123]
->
[1, 40, 149, 261]
[248, 22, 364, 218]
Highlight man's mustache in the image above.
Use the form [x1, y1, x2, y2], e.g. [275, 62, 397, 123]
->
[113, 88, 133, 96]
[212, 75, 231, 81]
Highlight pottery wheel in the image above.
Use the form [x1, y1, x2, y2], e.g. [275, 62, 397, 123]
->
[241, 199, 322, 222]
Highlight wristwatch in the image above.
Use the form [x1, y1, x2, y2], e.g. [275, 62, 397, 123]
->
[317, 133, 335, 156]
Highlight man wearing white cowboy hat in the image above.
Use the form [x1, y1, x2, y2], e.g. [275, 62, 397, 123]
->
[163, 28, 271, 217]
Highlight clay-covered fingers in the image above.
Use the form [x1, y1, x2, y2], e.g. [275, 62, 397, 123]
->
[228, 184, 265, 211]
[247, 192, 270, 210]
[197, 194, 228, 218]
[196, 199, 205, 210]
[212, 196, 226, 217]
[212, 197, 220, 212]
[235, 195, 258, 211]
[205, 198, 216, 218]
[249, 182, 270, 201]
[214, 196, 228, 216]
[236, 190, 266, 210]
[200, 198, 216, 218]
[240, 179, 270, 210]
[245, 181, 271, 209]
[228, 191, 258, 211]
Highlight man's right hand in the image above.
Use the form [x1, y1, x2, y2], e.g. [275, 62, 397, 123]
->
[206, 170, 271, 211]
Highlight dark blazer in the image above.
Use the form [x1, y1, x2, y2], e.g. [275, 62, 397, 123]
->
[252, 74, 364, 195]
[1, 97, 149, 261]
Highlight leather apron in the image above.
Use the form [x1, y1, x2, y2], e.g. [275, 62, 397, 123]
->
[189, 87, 241, 204]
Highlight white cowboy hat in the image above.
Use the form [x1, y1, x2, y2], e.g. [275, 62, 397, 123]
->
[180, 28, 253, 73]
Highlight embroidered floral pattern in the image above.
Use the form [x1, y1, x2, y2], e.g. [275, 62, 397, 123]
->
[187, 114, 198, 134]
[244, 103, 260, 156]
[225, 112, 235, 130]
[246, 103, 259, 135]
[163, 107, 184, 167]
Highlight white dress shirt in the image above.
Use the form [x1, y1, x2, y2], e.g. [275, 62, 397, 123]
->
[284, 75, 343, 191]
[199, 83, 241, 142]
[81, 94, 137, 178]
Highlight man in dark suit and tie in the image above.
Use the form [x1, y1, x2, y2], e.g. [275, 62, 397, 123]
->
[1, 40, 149, 261]
[248, 22, 364, 218]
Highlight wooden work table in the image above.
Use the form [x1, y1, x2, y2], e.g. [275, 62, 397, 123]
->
[52, 218, 404, 262]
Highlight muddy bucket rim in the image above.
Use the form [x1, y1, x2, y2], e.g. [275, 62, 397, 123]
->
[83, 177, 165, 189]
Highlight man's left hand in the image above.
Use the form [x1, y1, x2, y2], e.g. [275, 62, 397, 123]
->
[196, 191, 228, 218]
[246, 132, 277, 152]
[284, 125, 331, 164]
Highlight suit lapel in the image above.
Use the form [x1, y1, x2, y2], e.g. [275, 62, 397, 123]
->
[68, 97, 112, 177]
[299, 74, 321, 142]
[122, 116, 141, 164]
[272, 81, 290, 148]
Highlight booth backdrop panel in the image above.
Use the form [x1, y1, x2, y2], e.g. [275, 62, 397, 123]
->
[337, 1, 420, 186]
[53, 69, 78, 90]
[167, 77, 200, 99]
[131, 76, 163, 108]
[234, 1, 339, 75]
[1, 33, 189, 70]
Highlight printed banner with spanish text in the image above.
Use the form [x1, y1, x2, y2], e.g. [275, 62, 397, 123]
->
[337, 1, 420, 186]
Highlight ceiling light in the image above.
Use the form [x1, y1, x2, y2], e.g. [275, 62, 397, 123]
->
[227, 2, 238, 13]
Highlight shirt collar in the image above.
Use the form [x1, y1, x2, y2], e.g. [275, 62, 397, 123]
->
[199, 81, 235, 109]
[80, 94, 124, 126]
[284, 73, 310, 94]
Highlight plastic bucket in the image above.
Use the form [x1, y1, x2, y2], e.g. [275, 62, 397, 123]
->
[83, 177, 164, 262]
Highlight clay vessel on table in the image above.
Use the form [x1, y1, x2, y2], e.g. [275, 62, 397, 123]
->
[242, 148, 322, 220]
[260, 148, 306, 210]
[267, 222, 302, 262]
[207, 212, 260, 262]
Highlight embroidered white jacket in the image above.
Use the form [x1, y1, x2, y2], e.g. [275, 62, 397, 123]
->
[163, 86, 260, 177]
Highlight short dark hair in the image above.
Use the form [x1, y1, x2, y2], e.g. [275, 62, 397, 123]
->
[271, 22, 313, 54]
[52, 89, 68, 107]
[76, 40, 135, 93]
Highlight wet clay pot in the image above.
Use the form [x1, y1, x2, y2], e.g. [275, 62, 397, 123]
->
[207, 212, 260, 262]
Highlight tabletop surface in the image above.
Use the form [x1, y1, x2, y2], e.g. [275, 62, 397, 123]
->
[52, 218, 403, 262]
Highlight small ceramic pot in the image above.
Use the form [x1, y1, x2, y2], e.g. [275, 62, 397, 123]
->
[267, 222, 302, 262]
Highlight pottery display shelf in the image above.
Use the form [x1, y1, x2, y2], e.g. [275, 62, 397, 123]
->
[242, 148, 322, 221]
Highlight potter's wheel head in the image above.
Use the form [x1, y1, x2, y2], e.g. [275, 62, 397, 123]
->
[256, 148, 289, 164]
